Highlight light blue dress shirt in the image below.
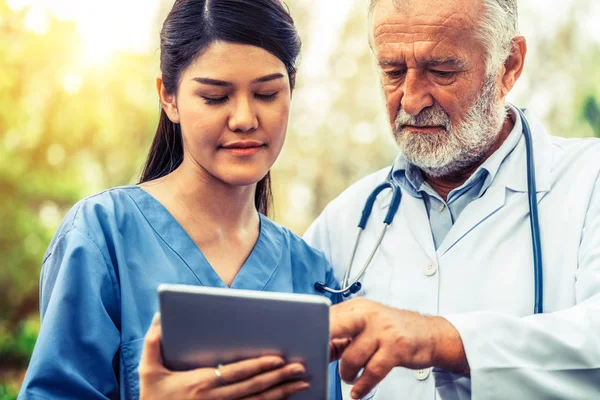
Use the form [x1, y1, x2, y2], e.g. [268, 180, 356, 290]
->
[391, 109, 523, 249]
[18, 185, 342, 400]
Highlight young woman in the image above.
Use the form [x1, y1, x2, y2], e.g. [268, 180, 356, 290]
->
[18, 1, 342, 399]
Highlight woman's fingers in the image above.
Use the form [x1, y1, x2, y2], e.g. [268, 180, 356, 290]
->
[215, 356, 286, 385]
[139, 313, 165, 377]
[209, 362, 307, 399]
[240, 380, 310, 400]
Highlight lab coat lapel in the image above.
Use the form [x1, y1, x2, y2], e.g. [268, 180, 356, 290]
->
[401, 192, 438, 262]
[378, 173, 437, 261]
[437, 185, 507, 256]
[499, 110, 552, 195]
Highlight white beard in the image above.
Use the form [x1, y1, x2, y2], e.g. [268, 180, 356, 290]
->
[393, 75, 507, 178]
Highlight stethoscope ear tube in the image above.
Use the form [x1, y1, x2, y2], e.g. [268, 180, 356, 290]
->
[360, 183, 393, 229]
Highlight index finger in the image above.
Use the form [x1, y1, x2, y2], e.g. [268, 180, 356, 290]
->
[330, 338, 352, 362]
[351, 351, 395, 399]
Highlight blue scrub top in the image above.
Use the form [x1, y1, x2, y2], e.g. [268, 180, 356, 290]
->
[19, 186, 342, 400]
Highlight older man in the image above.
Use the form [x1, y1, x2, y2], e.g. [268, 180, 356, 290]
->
[305, 0, 600, 399]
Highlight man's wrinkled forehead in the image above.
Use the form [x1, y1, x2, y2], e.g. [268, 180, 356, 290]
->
[371, 0, 481, 47]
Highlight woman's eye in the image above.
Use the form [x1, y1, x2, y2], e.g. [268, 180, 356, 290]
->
[255, 92, 278, 101]
[202, 96, 228, 105]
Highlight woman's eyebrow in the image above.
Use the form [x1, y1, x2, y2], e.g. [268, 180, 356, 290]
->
[192, 77, 231, 86]
[252, 73, 284, 83]
[192, 73, 284, 86]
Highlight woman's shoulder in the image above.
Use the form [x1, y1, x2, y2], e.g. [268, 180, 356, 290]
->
[58, 185, 140, 230]
[47, 185, 144, 257]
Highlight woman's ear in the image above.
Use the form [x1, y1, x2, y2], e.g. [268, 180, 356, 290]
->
[500, 36, 527, 98]
[156, 76, 180, 123]
[290, 73, 297, 98]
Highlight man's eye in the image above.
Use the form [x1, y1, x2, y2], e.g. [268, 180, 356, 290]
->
[431, 70, 454, 78]
[386, 70, 406, 79]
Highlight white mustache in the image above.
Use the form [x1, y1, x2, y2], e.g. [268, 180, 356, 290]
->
[394, 104, 451, 131]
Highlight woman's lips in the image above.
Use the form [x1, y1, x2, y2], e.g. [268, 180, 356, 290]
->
[220, 141, 265, 157]
[221, 146, 263, 157]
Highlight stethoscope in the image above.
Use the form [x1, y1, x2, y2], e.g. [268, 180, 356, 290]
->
[315, 107, 544, 314]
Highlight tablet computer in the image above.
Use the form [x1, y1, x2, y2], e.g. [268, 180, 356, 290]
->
[158, 284, 331, 400]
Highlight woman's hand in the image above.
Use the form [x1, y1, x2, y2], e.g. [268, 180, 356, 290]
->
[139, 314, 310, 400]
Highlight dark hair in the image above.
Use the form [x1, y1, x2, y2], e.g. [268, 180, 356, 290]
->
[139, 0, 301, 216]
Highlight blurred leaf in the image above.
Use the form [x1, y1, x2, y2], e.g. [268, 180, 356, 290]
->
[583, 96, 600, 138]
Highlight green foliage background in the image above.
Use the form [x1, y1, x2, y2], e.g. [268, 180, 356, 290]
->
[0, 0, 598, 397]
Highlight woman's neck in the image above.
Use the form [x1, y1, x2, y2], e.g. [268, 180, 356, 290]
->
[142, 160, 259, 241]
[169, 162, 258, 230]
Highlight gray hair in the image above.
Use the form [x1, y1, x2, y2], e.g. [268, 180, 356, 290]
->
[368, 0, 519, 75]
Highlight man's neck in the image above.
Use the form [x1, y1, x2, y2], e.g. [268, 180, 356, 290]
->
[424, 116, 514, 201]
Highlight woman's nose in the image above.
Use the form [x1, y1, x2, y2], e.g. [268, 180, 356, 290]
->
[228, 96, 259, 132]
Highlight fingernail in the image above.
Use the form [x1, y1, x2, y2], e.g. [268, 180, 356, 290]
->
[290, 365, 305, 376]
[271, 358, 285, 368]
[351, 391, 361, 399]
[152, 313, 161, 325]
[295, 382, 309, 390]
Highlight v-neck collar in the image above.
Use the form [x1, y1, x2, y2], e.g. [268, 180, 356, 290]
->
[125, 185, 283, 291]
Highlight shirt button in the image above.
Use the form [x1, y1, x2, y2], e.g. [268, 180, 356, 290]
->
[439, 203, 446, 212]
[413, 368, 431, 381]
[424, 262, 437, 276]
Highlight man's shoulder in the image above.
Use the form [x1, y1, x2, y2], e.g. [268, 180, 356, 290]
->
[549, 136, 600, 172]
[551, 135, 600, 153]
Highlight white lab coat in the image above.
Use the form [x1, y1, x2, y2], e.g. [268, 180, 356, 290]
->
[304, 111, 600, 400]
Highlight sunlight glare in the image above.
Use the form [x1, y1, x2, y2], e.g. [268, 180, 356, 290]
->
[23, 6, 49, 35]
[76, 0, 160, 65]
[10, 0, 161, 66]
[62, 71, 83, 94]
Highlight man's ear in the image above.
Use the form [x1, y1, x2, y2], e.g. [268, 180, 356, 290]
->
[500, 36, 527, 98]
[156, 76, 180, 123]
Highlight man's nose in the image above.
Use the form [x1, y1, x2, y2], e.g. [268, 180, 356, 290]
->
[400, 70, 434, 117]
